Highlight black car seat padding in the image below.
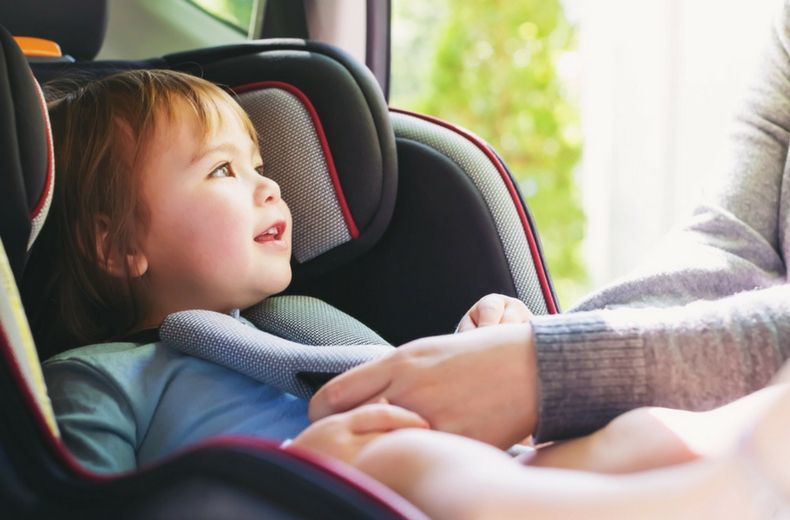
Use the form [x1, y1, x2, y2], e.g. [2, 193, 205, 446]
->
[0, 0, 108, 60]
[0, 25, 53, 285]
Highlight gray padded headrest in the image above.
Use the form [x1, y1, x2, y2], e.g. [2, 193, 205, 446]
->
[236, 85, 356, 264]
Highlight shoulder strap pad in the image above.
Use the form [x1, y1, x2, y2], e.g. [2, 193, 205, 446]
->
[160, 300, 392, 399]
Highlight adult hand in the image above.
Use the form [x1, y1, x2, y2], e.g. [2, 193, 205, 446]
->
[309, 324, 539, 449]
[457, 293, 533, 332]
[289, 402, 429, 465]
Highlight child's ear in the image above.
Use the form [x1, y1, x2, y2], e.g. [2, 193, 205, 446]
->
[126, 251, 149, 278]
[94, 216, 149, 278]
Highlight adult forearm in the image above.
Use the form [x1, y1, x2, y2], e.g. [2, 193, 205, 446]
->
[532, 284, 790, 441]
[355, 429, 755, 520]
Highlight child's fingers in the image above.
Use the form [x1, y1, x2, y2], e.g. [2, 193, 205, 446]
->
[349, 403, 430, 434]
[475, 294, 506, 327]
[456, 314, 476, 332]
[501, 304, 522, 324]
[501, 300, 533, 324]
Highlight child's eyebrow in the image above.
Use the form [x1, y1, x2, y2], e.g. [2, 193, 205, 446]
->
[190, 140, 262, 167]
[190, 142, 239, 166]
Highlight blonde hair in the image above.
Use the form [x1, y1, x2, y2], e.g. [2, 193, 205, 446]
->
[23, 69, 259, 357]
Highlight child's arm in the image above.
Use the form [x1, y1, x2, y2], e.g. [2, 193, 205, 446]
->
[288, 403, 429, 464]
[456, 294, 532, 332]
[44, 359, 138, 474]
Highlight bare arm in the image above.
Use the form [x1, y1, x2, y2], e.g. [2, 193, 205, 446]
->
[354, 429, 756, 520]
[529, 384, 787, 474]
[356, 367, 790, 520]
[354, 367, 790, 519]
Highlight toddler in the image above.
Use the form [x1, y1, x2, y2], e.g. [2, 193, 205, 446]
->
[26, 69, 429, 473]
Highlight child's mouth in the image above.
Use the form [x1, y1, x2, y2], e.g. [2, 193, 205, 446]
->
[255, 221, 286, 243]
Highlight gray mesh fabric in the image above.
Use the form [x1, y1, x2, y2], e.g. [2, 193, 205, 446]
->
[391, 112, 549, 315]
[238, 88, 351, 263]
[243, 295, 389, 346]
[160, 298, 393, 400]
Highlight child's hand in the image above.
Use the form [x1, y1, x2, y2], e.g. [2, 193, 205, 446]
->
[457, 294, 533, 332]
[288, 403, 430, 464]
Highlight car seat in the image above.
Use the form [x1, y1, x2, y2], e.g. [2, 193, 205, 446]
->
[0, 2, 559, 517]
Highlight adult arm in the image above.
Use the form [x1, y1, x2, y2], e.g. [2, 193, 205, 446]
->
[573, 0, 790, 312]
[312, 285, 790, 446]
[534, 0, 790, 440]
[534, 284, 790, 440]
[354, 428, 756, 520]
[355, 372, 790, 520]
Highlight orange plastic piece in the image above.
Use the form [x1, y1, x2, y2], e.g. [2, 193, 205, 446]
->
[13, 36, 62, 58]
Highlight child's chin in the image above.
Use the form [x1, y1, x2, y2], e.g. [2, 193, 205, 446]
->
[248, 279, 292, 305]
[275, 270, 293, 293]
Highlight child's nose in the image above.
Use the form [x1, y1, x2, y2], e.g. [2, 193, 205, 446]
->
[254, 176, 281, 205]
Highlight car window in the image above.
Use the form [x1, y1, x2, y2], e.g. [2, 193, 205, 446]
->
[187, 0, 254, 34]
[390, 0, 586, 305]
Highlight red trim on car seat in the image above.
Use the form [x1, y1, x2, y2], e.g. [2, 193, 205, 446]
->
[232, 81, 360, 239]
[30, 74, 53, 221]
[390, 108, 558, 314]
[0, 325, 112, 483]
[165, 435, 428, 520]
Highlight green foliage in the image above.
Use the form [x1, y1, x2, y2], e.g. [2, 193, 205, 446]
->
[392, 0, 586, 306]
[188, 0, 253, 33]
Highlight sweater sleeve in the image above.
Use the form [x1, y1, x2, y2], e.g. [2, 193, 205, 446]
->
[532, 0, 790, 441]
[533, 284, 790, 441]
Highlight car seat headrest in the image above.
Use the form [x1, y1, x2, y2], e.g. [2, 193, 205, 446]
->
[0, 0, 107, 60]
[0, 26, 54, 284]
[20, 40, 396, 282]
[235, 82, 360, 264]
[166, 41, 398, 281]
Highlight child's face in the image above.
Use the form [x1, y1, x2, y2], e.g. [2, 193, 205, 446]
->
[133, 97, 292, 321]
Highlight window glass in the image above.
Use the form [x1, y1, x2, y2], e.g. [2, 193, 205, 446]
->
[188, 0, 254, 34]
[391, 0, 586, 305]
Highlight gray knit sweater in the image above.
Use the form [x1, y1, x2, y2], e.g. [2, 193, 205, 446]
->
[532, 0, 790, 441]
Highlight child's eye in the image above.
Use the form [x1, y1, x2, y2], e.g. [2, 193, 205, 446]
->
[208, 163, 233, 178]
[254, 164, 265, 177]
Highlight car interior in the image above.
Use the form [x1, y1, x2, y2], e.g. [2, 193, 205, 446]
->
[0, 0, 559, 517]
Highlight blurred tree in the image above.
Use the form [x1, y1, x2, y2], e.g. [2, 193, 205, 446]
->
[392, 0, 586, 306]
[189, 0, 253, 33]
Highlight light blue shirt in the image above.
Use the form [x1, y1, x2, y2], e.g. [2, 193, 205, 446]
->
[44, 340, 310, 474]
